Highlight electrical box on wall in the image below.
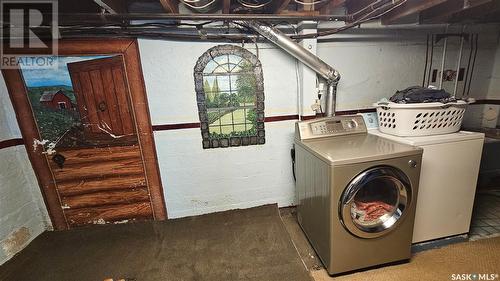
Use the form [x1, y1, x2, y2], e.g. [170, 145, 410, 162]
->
[431, 68, 465, 82]
[358, 112, 379, 130]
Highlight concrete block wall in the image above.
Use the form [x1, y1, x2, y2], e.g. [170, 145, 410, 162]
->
[0, 76, 51, 265]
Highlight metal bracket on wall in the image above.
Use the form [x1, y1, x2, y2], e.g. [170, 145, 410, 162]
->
[435, 33, 470, 43]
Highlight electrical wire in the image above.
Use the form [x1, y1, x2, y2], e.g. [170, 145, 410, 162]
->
[31, 0, 409, 42]
[453, 27, 465, 97]
[438, 25, 449, 90]
[426, 34, 434, 87]
[462, 33, 474, 97]
[422, 34, 429, 87]
[466, 34, 478, 97]
[291, 145, 296, 182]
[350, 0, 386, 19]
[290, 0, 408, 39]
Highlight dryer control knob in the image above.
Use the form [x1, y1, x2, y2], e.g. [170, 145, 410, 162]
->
[345, 120, 356, 129]
[408, 160, 417, 168]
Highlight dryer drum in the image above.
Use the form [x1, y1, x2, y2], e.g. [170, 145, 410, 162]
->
[339, 165, 412, 239]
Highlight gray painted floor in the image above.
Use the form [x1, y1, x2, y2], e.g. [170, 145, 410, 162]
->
[0, 205, 312, 281]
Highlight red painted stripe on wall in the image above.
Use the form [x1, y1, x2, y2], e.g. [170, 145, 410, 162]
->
[472, 99, 500, 105]
[0, 110, 377, 146]
[151, 109, 376, 132]
[264, 114, 299, 122]
[152, 122, 201, 131]
[0, 138, 24, 150]
[336, 108, 376, 115]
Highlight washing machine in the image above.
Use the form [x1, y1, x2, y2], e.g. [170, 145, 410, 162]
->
[294, 115, 423, 275]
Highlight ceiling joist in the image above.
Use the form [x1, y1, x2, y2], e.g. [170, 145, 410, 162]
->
[269, 0, 292, 14]
[222, 0, 231, 14]
[56, 0, 500, 27]
[93, 0, 127, 14]
[381, 0, 448, 25]
[420, 0, 493, 24]
[450, 0, 500, 23]
[320, 0, 346, 15]
[159, 0, 179, 14]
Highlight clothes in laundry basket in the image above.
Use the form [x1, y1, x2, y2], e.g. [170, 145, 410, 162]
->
[390, 86, 456, 104]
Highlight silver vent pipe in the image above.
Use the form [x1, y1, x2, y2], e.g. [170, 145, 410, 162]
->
[238, 21, 340, 116]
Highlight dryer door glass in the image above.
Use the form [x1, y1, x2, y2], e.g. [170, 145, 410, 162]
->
[340, 166, 412, 239]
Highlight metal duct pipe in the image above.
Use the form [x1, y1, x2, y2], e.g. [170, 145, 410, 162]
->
[238, 20, 340, 116]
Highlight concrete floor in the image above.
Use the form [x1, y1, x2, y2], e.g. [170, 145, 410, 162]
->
[279, 206, 500, 281]
[3, 203, 499, 281]
[279, 207, 323, 272]
[0, 205, 312, 281]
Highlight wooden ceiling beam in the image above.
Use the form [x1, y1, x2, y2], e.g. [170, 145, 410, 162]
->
[222, 0, 231, 13]
[269, 0, 292, 14]
[93, 0, 127, 14]
[346, 0, 374, 14]
[159, 0, 179, 14]
[381, 0, 447, 25]
[300, 0, 315, 12]
[319, 0, 345, 15]
[279, 10, 320, 16]
[449, 0, 500, 23]
[420, 0, 493, 24]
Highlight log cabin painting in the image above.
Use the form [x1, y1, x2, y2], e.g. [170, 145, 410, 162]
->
[17, 53, 165, 228]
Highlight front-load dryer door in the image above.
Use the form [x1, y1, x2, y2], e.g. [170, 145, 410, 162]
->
[339, 165, 412, 239]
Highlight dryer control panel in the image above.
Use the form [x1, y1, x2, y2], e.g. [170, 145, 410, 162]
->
[295, 115, 367, 141]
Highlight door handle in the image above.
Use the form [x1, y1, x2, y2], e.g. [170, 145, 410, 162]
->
[98, 101, 107, 112]
[52, 153, 66, 169]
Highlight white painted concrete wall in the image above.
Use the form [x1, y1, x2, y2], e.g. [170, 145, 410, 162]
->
[0, 76, 51, 265]
[1, 24, 499, 262]
[139, 40, 300, 218]
[482, 35, 500, 128]
[457, 27, 500, 128]
[139, 24, 500, 219]
[317, 25, 499, 112]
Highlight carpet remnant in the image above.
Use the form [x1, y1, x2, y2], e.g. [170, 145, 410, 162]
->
[310, 236, 500, 281]
[0, 204, 312, 281]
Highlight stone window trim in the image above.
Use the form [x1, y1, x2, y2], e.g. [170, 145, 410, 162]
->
[194, 44, 265, 149]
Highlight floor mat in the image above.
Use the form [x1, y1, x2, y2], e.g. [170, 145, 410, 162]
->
[0, 204, 311, 281]
[310, 236, 500, 281]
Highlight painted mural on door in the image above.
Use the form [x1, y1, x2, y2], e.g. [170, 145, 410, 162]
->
[20, 55, 155, 228]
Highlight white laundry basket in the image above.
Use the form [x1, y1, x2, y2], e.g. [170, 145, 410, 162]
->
[373, 100, 468, 137]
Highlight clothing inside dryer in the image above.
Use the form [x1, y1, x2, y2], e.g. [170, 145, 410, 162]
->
[351, 177, 400, 227]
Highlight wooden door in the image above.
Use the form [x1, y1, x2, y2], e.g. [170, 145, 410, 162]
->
[2, 39, 167, 230]
[68, 56, 135, 139]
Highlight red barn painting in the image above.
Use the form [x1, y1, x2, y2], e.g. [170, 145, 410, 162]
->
[39, 90, 72, 110]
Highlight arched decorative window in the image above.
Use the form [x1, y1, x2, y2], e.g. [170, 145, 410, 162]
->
[194, 45, 265, 149]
